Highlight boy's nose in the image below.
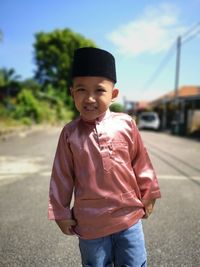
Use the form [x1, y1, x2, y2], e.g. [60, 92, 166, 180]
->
[85, 95, 96, 103]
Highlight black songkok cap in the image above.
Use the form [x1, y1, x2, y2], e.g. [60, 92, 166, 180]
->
[71, 47, 117, 83]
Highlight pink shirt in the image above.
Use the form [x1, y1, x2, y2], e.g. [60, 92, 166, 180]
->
[48, 110, 161, 239]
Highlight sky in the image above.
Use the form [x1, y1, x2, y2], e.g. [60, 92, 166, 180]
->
[0, 0, 200, 104]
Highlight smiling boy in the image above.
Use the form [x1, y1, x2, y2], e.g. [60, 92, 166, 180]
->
[48, 47, 161, 266]
[71, 76, 118, 122]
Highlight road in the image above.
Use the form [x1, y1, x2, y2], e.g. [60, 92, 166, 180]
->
[0, 126, 200, 267]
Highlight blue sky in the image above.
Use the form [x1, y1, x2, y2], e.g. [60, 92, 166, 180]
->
[0, 0, 200, 103]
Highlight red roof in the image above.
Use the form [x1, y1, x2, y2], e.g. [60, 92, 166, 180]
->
[177, 86, 200, 97]
[150, 85, 200, 105]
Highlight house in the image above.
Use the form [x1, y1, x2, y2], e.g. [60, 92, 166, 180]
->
[149, 85, 200, 135]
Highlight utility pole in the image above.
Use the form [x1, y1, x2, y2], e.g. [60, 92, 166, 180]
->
[172, 23, 200, 134]
[174, 36, 181, 104]
[173, 36, 181, 134]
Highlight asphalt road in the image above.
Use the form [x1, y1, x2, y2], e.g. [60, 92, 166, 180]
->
[0, 126, 200, 267]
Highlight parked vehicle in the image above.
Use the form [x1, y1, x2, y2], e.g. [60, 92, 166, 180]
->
[137, 111, 160, 131]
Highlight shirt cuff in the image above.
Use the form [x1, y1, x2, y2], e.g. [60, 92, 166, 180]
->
[141, 190, 161, 204]
[48, 207, 72, 220]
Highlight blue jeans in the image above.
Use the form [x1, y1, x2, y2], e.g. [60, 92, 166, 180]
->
[79, 220, 147, 267]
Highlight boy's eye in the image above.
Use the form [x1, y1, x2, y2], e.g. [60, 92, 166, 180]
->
[76, 88, 85, 92]
[97, 88, 106, 92]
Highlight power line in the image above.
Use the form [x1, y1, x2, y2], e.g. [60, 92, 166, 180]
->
[181, 22, 200, 41]
[173, 22, 200, 106]
[139, 22, 200, 94]
[182, 27, 200, 44]
[140, 41, 176, 90]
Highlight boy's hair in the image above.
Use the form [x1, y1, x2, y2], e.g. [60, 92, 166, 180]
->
[70, 47, 117, 84]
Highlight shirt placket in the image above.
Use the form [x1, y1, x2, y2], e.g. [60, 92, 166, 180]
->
[95, 121, 112, 172]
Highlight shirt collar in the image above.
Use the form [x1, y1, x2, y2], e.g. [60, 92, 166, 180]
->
[80, 109, 111, 124]
[96, 109, 111, 123]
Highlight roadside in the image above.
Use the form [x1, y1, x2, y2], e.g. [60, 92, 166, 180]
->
[0, 123, 34, 140]
[0, 123, 62, 187]
[1, 121, 199, 144]
[0, 122, 63, 141]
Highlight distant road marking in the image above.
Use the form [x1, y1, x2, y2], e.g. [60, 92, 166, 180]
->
[1, 155, 199, 187]
[158, 174, 200, 180]
[0, 156, 50, 186]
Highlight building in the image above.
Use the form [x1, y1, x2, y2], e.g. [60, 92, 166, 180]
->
[149, 86, 200, 135]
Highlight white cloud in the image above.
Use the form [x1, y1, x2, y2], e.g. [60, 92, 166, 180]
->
[108, 3, 187, 57]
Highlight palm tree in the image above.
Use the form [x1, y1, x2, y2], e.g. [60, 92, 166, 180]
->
[0, 68, 21, 98]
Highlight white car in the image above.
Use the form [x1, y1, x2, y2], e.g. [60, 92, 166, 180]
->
[137, 112, 160, 131]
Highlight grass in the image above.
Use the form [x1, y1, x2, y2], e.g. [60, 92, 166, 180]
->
[0, 109, 74, 137]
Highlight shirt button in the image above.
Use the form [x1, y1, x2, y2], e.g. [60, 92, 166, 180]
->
[108, 145, 112, 150]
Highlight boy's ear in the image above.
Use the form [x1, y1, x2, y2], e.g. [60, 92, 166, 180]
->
[112, 88, 119, 102]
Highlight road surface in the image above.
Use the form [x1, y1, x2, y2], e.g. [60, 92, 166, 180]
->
[0, 126, 200, 266]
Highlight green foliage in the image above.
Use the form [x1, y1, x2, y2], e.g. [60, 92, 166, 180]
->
[8, 88, 73, 125]
[1, 28, 100, 127]
[0, 68, 21, 86]
[13, 89, 43, 123]
[21, 78, 40, 93]
[33, 28, 97, 115]
[110, 103, 124, 112]
[34, 28, 97, 93]
[0, 71, 4, 87]
[0, 68, 21, 97]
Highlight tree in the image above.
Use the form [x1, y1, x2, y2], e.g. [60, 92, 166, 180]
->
[110, 103, 124, 112]
[0, 68, 21, 86]
[21, 78, 40, 93]
[0, 68, 21, 97]
[33, 28, 97, 97]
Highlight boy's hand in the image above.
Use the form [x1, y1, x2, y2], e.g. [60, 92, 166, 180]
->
[55, 219, 77, 235]
[143, 199, 156, 219]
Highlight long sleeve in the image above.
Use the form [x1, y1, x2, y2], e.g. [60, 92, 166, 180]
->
[47, 113, 161, 239]
[131, 120, 161, 203]
[48, 127, 75, 220]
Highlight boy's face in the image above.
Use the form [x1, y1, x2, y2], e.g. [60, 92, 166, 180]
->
[71, 76, 119, 122]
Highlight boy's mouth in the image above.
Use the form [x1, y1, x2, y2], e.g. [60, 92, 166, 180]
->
[84, 106, 98, 111]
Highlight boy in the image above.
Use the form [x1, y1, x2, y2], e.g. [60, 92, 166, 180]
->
[48, 47, 161, 267]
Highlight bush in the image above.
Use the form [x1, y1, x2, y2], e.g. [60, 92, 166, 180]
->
[13, 89, 44, 123]
[1, 87, 74, 126]
[110, 103, 124, 112]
